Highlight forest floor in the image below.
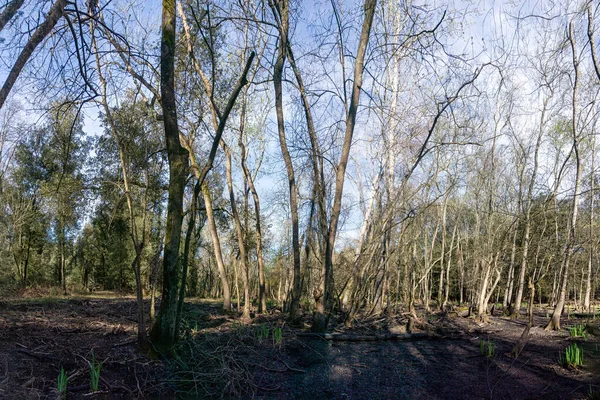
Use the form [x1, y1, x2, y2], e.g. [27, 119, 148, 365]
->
[0, 292, 599, 399]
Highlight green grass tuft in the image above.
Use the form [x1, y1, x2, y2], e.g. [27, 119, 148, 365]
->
[560, 343, 584, 368]
[479, 339, 496, 358]
[57, 367, 68, 398]
[568, 324, 587, 339]
[90, 351, 103, 392]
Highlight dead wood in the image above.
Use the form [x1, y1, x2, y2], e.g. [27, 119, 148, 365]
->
[296, 332, 434, 341]
[112, 338, 137, 347]
[16, 348, 60, 362]
[511, 324, 531, 359]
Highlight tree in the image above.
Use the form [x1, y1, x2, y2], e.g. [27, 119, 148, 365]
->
[312, 0, 377, 333]
[149, 0, 189, 355]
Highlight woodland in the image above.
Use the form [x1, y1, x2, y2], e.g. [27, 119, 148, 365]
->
[1, 0, 600, 398]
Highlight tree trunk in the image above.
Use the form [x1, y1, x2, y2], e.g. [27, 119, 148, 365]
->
[0, 0, 24, 34]
[150, 0, 189, 355]
[438, 200, 448, 309]
[546, 21, 581, 331]
[0, 0, 67, 110]
[225, 148, 251, 320]
[313, 0, 377, 333]
[61, 230, 66, 295]
[202, 183, 231, 312]
[268, 0, 302, 319]
[504, 229, 518, 310]
[238, 99, 267, 313]
[442, 224, 457, 310]
[584, 135, 595, 312]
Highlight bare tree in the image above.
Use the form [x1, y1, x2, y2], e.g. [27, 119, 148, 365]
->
[546, 20, 582, 331]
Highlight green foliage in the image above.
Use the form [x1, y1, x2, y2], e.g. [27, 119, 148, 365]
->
[57, 367, 68, 398]
[273, 327, 283, 345]
[266, 299, 277, 309]
[479, 339, 496, 357]
[256, 323, 269, 341]
[560, 343, 584, 368]
[568, 325, 587, 339]
[89, 351, 103, 392]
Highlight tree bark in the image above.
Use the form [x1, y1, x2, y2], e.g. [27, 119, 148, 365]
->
[150, 0, 189, 355]
[0, 0, 67, 110]
[0, 0, 24, 33]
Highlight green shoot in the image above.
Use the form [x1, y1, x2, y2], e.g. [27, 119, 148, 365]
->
[273, 327, 283, 345]
[560, 343, 584, 368]
[57, 367, 68, 398]
[256, 323, 269, 341]
[479, 339, 496, 358]
[90, 351, 103, 392]
[568, 324, 587, 339]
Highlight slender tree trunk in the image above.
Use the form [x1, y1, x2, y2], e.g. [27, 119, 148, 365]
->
[174, 180, 202, 337]
[93, 26, 149, 346]
[225, 148, 251, 319]
[443, 224, 457, 309]
[0, 0, 24, 34]
[313, 0, 377, 333]
[268, 0, 302, 319]
[546, 22, 581, 331]
[202, 183, 231, 312]
[238, 99, 267, 313]
[0, 0, 67, 110]
[61, 230, 66, 295]
[584, 136, 595, 312]
[504, 229, 518, 310]
[438, 200, 448, 309]
[511, 98, 547, 318]
[150, 0, 189, 355]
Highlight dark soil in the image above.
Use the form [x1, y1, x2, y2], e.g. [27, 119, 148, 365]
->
[0, 293, 598, 399]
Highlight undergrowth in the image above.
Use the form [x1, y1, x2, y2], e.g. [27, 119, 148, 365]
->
[166, 315, 285, 398]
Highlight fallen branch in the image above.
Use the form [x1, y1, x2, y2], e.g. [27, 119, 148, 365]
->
[277, 358, 305, 373]
[112, 338, 136, 347]
[296, 332, 434, 341]
[16, 348, 60, 362]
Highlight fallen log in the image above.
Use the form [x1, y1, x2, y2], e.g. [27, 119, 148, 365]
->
[296, 332, 434, 341]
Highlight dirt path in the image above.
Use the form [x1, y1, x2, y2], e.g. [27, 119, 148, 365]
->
[0, 295, 598, 399]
